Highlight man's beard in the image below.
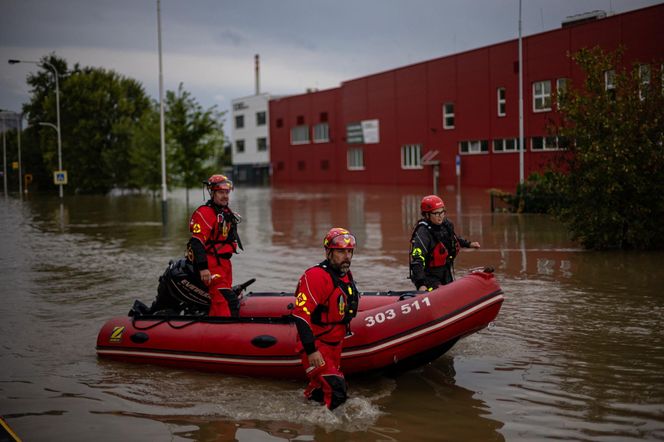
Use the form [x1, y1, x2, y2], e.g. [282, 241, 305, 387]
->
[333, 261, 351, 275]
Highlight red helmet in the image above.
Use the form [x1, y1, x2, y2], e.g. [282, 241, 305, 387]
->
[323, 227, 356, 249]
[421, 195, 445, 213]
[205, 174, 233, 192]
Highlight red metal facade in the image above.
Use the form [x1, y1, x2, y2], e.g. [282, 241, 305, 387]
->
[269, 4, 664, 189]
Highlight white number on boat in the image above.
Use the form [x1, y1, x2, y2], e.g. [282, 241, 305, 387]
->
[364, 296, 431, 327]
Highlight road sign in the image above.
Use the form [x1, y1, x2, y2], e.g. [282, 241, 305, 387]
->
[53, 170, 68, 185]
[421, 150, 439, 165]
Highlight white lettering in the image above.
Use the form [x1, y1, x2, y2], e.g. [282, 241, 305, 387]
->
[364, 297, 432, 327]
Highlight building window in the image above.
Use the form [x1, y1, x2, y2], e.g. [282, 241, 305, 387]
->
[348, 148, 364, 170]
[531, 136, 569, 151]
[296, 115, 305, 125]
[313, 122, 329, 143]
[276, 118, 283, 128]
[401, 144, 422, 169]
[604, 70, 616, 90]
[493, 138, 518, 152]
[459, 140, 489, 155]
[321, 160, 329, 170]
[320, 112, 328, 122]
[257, 137, 267, 152]
[532, 80, 551, 112]
[290, 125, 309, 145]
[297, 161, 306, 171]
[235, 139, 245, 153]
[443, 102, 455, 129]
[256, 111, 266, 126]
[556, 78, 568, 108]
[604, 69, 616, 100]
[497, 88, 506, 117]
[639, 64, 651, 100]
[346, 122, 363, 144]
[235, 115, 244, 129]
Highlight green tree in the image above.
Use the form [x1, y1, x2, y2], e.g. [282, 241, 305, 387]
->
[22, 53, 152, 194]
[20, 54, 72, 191]
[128, 103, 162, 194]
[166, 83, 226, 207]
[0, 115, 22, 193]
[555, 47, 664, 250]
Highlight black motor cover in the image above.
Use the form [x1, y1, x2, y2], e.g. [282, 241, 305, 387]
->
[149, 258, 210, 315]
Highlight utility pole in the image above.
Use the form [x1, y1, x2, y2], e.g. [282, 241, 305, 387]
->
[157, 0, 168, 224]
[518, 0, 525, 185]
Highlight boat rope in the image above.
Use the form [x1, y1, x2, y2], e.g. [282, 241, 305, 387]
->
[131, 317, 202, 330]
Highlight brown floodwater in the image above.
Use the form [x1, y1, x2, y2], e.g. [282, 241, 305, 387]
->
[0, 184, 662, 441]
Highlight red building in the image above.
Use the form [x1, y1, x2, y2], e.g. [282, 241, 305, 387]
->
[269, 4, 663, 189]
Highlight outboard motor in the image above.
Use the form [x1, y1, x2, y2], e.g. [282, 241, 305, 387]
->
[149, 258, 210, 315]
[128, 259, 256, 317]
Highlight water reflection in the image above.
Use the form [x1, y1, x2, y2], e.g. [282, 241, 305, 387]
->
[1, 186, 664, 441]
[357, 357, 505, 442]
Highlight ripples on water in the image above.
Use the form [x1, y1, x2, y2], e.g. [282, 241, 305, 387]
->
[1, 188, 664, 441]
[475, 274, 664, 441]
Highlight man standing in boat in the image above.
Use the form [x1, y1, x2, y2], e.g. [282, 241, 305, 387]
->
[188, 174, 243, 317]
[292, 227, 360, 410]
[410, 195, 480, 291]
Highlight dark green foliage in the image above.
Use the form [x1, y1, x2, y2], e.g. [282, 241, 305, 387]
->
[496, 47, 663, 250]
[19, 54, 71, 191]
[499, 171, 568, 214]
[165, 83, 227, 200]
[128, 103, 162, 193]
[22, 54, 152, 194]
[556, 47, 664, 250]
[17, 53, 227, 195]
[61, 67, 152, 193]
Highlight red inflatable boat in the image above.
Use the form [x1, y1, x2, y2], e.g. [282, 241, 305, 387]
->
[96, 269, 503, 379]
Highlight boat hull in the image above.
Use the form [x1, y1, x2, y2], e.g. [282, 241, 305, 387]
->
[96, 270, 504, 378]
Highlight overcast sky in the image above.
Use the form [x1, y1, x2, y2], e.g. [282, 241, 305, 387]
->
[1, 0, 661, 128]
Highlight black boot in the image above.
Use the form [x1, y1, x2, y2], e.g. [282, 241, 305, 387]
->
[220, 288, 240, 318]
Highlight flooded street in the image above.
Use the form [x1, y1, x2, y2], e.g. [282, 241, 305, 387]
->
[1, 184, 663, 441]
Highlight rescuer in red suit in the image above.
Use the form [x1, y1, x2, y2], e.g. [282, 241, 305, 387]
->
[292, 227, 360, 410]
[188, 174, 243, 317]
[410, 195, 480, 291]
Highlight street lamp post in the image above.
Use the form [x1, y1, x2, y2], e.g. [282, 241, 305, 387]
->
[39, 122, 59, 137]
[518, 0, 525, 185]
[9, 58, 63, 198]
[17, 114, 22, 196]
[1, 117, 6, 197]
[157, 0, 168, 223]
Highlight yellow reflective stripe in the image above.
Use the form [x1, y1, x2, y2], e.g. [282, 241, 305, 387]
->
[412, 247, 425, 263]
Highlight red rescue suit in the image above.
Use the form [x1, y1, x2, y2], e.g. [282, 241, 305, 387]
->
[292, 261, 359, 410]
[189, 202, 240, 316]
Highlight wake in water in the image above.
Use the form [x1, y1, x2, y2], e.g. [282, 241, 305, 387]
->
[95, 365, 395, 433]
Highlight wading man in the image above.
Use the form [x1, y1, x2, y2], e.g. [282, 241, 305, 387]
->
[292, 227, 360, 410]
